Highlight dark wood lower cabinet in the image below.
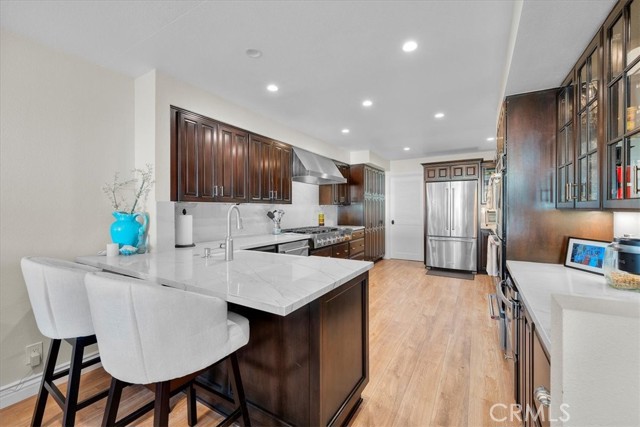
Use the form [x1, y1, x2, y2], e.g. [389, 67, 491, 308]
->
[332, 242, 349, 259]
[311, 247, 333, 257]
[195, 273, 369, 427]
[517, 304, 551, 427]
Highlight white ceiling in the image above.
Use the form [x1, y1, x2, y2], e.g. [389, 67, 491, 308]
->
[0, 0, 617, 161]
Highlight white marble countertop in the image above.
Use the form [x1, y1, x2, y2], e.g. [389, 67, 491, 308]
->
[507, 260, 640, 352]
[221, 232, 311, 249]
[78, 239, 372, 316]
[338, 225, 365, 231]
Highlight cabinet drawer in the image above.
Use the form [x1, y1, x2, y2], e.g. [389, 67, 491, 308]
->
[351, 229, 364, 240]
[349, 252, 365, 261]
[311, 247, 332, 257]
[349, 238, 365, 255]
[332, 242, 349, 259]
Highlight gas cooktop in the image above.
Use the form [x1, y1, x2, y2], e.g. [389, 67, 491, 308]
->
[283, 226, 351, 249]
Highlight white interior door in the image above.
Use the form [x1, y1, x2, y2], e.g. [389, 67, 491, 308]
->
[388, 172, 423, 261]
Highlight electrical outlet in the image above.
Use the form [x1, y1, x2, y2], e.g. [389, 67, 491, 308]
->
[25, 342, 43, 367]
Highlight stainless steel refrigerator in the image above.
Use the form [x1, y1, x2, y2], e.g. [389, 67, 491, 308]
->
[425, 180, 478, 271]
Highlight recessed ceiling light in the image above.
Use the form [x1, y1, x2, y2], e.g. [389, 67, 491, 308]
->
[246, 49, 262, 58]
[402, 40, 418, 52]
[267, 84, 279, 92]
[434, 112, 445, 119]
[403, 147, 411, 151]
[362, 99, 373, 107]
[486, 137, 495, 141]
[342, 129, 350, 134]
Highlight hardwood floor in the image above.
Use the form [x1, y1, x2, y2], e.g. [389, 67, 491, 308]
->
[0, 260, 514, 427]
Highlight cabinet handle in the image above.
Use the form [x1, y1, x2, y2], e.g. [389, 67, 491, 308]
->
[534, 386, 551, 408]
[635, 166, 640, 194]
[214, 185, 218, 197]
[268, 190, 273, 199]
[488, 294, 500, 320]
[275, 191, 278, 199]
[565, 183, 569, 202]
[570, 183, 577, 200]
[220, 186, 224, 197]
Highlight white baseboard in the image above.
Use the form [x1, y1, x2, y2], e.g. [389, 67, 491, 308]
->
[0, 351, 101, 410]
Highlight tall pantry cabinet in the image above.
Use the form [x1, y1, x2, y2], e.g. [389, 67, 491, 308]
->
[338, 164, 386, 261]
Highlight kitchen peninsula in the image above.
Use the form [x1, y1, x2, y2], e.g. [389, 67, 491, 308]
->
[78, 242, 373, 427]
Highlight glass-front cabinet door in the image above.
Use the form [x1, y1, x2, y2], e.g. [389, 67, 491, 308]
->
[557, 79, 576, 208]
[605, 0, 640, 208]
[575, 41, 602, 209]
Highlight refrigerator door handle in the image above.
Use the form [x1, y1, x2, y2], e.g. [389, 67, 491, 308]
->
[445, 187, 449, 231]
[451, 188, 455, 231]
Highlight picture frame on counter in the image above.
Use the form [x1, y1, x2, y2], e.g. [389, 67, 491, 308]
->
[564, 237, 609, 275]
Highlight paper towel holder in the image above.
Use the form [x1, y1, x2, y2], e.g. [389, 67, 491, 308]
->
[175, 208, 196, 248]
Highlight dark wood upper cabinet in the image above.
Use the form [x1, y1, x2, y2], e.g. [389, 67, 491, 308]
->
[218, 124, 248, 202]
[247, 135, 292, 204]
[319, 162, 350, 205]
[424, 161, 479, 182]
[172, 106, 292, 204]
[175, 109, 219, 202]
[603, 0, 640, 209]
[556, 32, 603, 210]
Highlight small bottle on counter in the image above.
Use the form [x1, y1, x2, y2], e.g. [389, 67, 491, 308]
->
[318, 210, 325, 226]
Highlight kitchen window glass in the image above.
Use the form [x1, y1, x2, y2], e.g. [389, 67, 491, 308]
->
[588, 103, 598, 152]
[627, 62, 640, 132]
[611, 80, 624, 139]
[611, 16, 624, 79]
[627, 134, 640, 198]
[609, 141, 623, 200]
[628, 0, 639, 64]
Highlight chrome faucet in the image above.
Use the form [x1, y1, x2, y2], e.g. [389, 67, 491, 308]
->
[222, 204, 243, 261]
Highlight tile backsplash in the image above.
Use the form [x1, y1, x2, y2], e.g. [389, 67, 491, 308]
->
[156, 182, 338, 250]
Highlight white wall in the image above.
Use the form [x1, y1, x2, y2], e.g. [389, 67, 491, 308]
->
[0, 31, 134, 396]
[613, 212, 640, 237]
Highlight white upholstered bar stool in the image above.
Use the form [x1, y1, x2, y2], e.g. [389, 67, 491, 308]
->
[20, 257, 109, 427]
[84, 272, 251, 427]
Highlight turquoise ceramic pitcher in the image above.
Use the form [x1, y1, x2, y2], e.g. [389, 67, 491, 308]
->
[110, 212, 148, 248]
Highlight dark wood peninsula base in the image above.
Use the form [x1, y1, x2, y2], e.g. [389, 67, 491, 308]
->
[195, 272, 369, 427]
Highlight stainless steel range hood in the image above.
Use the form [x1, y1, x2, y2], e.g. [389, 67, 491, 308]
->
[292, 147, 347, 185]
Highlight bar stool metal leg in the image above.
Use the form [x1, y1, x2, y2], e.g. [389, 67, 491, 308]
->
[228, 353, 251, 427]
[187, 384, 197, 427]
[154, 381, 171, 427]
[62, 338, 84, 426]
[31, 339, 61, 427]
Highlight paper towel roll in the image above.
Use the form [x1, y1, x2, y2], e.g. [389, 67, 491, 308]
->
[175, 214, 193, 246]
